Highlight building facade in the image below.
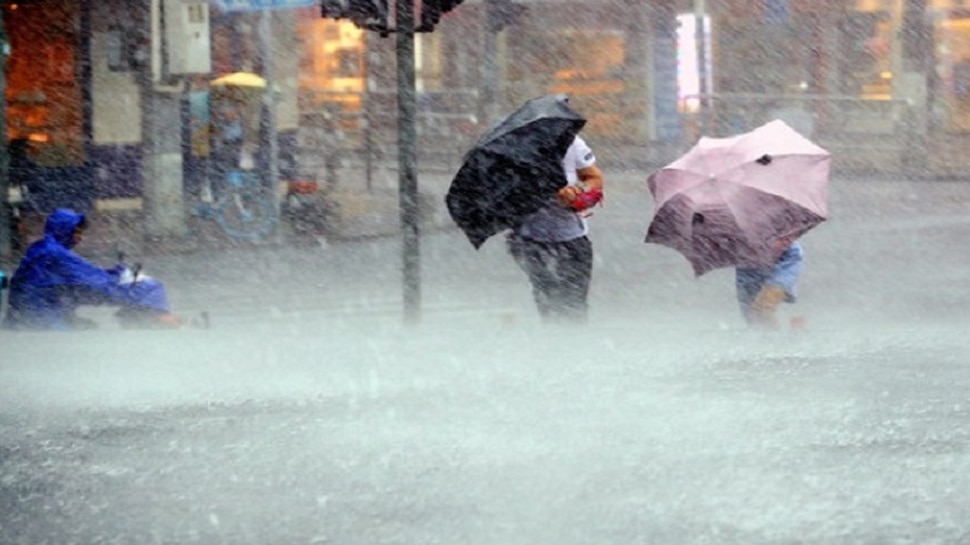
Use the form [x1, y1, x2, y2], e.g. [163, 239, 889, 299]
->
[4, 0, 970, 232]
[298, 0, 970, 173]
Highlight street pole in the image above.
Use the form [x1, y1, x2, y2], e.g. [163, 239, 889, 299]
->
[0, 6, 10, 267]
[141, 0, 187, 244]
[481, 0, 499, 124]
[899, 0, 930, 177]
[694, 0, 708, 113]
[364, 42, 374, 191]
[259, 10, 280, 212]
[397, 0, 421, 324]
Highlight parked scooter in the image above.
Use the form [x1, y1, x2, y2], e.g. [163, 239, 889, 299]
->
[280, 180, 340, 242]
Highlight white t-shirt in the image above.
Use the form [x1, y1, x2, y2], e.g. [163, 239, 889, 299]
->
[514, 136, 596, 242]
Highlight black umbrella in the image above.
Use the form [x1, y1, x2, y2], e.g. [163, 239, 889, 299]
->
[445, 94, 586, 248]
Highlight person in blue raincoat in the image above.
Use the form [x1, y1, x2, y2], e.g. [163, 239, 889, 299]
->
[735, 241, 803, 328]
[2, 208, 178, 330]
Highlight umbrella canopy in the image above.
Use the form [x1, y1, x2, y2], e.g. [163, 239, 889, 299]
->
[445, 94, 586, 249]
[211, 72, 267, 88]
[645, 119, 830, 276]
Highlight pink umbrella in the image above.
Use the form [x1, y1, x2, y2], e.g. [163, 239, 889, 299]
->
[645, 119, 830, 276]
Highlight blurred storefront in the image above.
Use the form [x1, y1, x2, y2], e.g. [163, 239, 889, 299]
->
[492, 2, 654, 146]
[671, 0, 970, 173]
[3, 0, 94, 211]
[4, 0, 84, 164]
[207, 8, 302, 184]
[674, 1, 906, 171]
[297, 1, 663, 165]
[8, 0, 970, 237]
[434, 0, 970, 172]
[706, 0, 895, 98]
[930, 1, 970, 133]
[296, 16, 365, 121]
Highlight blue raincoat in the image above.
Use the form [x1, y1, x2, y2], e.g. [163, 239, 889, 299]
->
[735, 242, 803, 309]
[3, 209, 170, 330]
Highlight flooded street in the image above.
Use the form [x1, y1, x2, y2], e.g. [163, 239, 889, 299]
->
[2, 173, 969, 544]
[4, 0, 970, 541]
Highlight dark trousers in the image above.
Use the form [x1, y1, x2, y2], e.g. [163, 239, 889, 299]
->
[507, 235, 593, 323]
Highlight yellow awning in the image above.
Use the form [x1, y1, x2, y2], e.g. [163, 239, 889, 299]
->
[211, 72, 267, 88]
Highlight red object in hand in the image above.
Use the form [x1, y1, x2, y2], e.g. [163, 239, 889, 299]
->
[570, 188, 603, 212]
[288, 180, 320, 194]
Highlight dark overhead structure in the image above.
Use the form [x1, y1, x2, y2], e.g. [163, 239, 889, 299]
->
[320, 0, 465, 34]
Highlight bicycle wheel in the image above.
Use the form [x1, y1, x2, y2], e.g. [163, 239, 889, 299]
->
[216, 187, 278, 241]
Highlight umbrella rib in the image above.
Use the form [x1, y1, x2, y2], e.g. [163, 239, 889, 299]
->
[717, 154, 829, 217]
[715, 183, 757, 248]
[652, 169, 712, 208]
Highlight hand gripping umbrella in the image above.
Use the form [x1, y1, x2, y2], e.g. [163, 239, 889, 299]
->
[446, 94, 586, 248]
[645, 119, 830, 276]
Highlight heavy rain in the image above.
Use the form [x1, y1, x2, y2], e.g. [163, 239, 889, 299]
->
[1, 1, 969, 544]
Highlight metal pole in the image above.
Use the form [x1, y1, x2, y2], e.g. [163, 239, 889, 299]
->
[141, 0, 187, 242]
[0, 6, 11, 266]
[694, 0, 708, 116]
[397, 0, 420, 324]
[259, 10, 280, 209]
[481, 0, 499, 124]
[363, 108, 374, 191]
[363, 40, 373, 190]
[139, 0, 157, 241]
[899, 0, 929, 177]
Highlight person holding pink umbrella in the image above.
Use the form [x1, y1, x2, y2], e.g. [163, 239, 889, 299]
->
[735, 239, 803, 329]
[645, 119, 828, 329]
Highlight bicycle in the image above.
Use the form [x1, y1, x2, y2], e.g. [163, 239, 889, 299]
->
[192, 170, 279, 242]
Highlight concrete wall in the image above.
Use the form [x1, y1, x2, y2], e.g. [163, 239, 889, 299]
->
[90, 1, 142, 145]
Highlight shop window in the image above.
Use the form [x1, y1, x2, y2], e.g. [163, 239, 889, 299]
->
[840, 10, 893, 99]
[4, 0, 84, 166]
[296, 17, 365, 124]
[510, 29, 626, 138]
[416, 32, 444, 92]
[934, 7, 970, 132]
[677, 13, 712, 113]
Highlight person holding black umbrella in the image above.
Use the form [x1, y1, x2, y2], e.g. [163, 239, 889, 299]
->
[446, 94, 603, 323]
[506, 134, 603, 323]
